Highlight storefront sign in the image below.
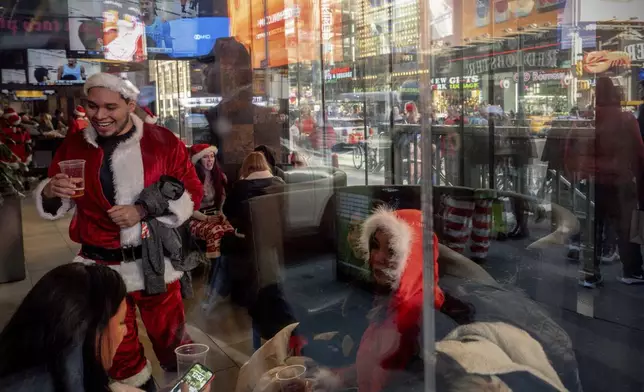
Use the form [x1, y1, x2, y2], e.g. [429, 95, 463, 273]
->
[257, 6, 301, 27]
[464, 49, 559, 76]
[625, 43, 644, 62]
[321, 0, 333, 53]
[181, 97, 222, 107]
[325, 67, 353, 80]
[432, 76, 480, 90]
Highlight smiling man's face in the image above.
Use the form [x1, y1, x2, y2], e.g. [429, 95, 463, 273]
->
[86, 87, 135, 137]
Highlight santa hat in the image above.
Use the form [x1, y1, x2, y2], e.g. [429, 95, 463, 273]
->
[7, 113, 21, 126]
[190, 144, 218, 165]
[3, 107, 17, 119]
[74, 105, 86, 117]
[142, 106, 158, 124]
[84, 73, 140, 101]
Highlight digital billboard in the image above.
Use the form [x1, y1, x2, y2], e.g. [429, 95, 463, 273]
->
[146, 17, 230, 58]
[1, 69, 27, 84]
[27, 50, 102, 85]
[68, 0, 147, 61]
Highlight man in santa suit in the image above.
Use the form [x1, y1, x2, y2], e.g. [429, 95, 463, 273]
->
[34, 73, 203, 391]
[66, 105, 90, 137]
[1, 109, 32, 165]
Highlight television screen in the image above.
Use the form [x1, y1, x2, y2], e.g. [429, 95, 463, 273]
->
[27, 50, 102, 85]
[1, 69, 27, 84]
[146, 17, 230, 58]
[138, 0, 228, 59]
[68, 0, 104, 56]
[68, 0, 147, 61]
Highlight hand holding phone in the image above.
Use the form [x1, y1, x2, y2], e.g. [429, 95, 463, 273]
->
[170, 363, 214, 392]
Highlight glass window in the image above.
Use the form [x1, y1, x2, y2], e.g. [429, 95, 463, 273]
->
[3, 0, 644, 391]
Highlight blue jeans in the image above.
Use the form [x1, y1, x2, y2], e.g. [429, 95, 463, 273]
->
[207, 256, 231, 298]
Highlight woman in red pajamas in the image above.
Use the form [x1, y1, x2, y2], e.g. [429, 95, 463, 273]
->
[188, 144, 235, 307]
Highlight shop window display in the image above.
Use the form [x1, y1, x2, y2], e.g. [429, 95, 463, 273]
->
[4, 0, 644, 391]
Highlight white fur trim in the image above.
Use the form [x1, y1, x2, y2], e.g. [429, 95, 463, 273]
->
[191, 146, 218, 165]
[84, 73, 140, 101]
[74, 109, 86, 117]
[112, 360, 152, 387]
[244, 170, 273, 180]
[144, 115, 158, 124]
[156, 190, 194, 228]
[34, 178, 75, 220]
[73, 255, 183, 293]
[359, 207, 412, 288]
[109, 114, 145, 246]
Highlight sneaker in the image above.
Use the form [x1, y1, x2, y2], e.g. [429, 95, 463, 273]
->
[579, 274, 603, 288]
[617, 275, 644, 285]
[567, 248, 580, 262]
[600, 250, 620, 264]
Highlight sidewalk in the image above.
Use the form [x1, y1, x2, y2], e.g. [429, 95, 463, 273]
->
[1, 198, 249, 390]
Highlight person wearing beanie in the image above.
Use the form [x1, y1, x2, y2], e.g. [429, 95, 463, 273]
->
[67, 105, 90, 137]
[34, 72, 203, 391]
[187, 144, 235, 310]
[1, 111, 32, 165]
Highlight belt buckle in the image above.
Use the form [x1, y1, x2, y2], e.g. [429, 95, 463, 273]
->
[121, 246, 136, 262]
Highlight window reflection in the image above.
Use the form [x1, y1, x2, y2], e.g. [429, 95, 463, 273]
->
[2, 0, 644, 391]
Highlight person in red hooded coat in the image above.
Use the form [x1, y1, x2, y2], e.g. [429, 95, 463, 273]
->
[308, 208, 446, 392]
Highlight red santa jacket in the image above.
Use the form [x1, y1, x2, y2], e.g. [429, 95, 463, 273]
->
[357, 208, 444, 392]
[2, 126, 32, 164]
[67, 117, 90, 137]
[34, 115, 203, 291]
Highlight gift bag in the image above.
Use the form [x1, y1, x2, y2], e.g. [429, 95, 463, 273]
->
[630, 209, 644, 244]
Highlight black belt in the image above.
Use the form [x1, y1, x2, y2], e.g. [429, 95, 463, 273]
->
[80, 244, 142, 263]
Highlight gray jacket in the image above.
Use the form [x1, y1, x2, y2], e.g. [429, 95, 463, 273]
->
[137, 176, 200, 296]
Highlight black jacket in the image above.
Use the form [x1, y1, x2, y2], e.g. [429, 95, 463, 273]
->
[223, 173, 284, 231]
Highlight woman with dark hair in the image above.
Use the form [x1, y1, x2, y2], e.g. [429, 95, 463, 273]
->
[188, 144, 235, 307]
[254, 144, 285, 179]
[0, 263, 132, 391]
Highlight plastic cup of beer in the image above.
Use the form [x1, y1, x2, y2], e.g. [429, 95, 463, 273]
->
[276, 365, 309, 392]
[58, 159, 86, 198]
[175, 343, 209, 375]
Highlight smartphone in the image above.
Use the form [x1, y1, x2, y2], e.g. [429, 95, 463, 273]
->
[170, 363, 215, 392]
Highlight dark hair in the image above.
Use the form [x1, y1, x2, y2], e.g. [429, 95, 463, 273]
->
[254, 145, 277, 168]
[195, 155, 225, 208]
[0, 264, 127, 391]
[34, 67, 49, 83]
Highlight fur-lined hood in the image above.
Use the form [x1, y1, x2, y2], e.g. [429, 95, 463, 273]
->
[359, 207, 444, 309]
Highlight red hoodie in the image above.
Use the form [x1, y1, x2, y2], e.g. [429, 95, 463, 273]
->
[356, 208, 444, 392]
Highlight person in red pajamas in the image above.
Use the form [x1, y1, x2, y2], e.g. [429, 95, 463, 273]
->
[66, 105, 90, 137]
[2, 110, 32, 165]
[34, 73, 203, 391]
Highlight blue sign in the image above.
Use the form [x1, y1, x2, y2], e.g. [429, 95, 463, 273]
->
[146, 17, 229, 58]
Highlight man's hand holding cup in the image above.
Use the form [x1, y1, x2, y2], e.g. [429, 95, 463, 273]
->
[43, 173, 82, 199]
